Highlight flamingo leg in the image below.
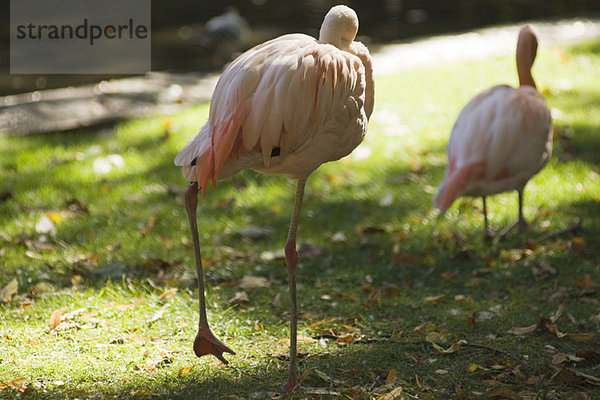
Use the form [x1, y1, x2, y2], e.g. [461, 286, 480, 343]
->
[517, 188, 528, 232]
[283, 178, 307, 391]
[493, 189, 530, 244]
[482, 196, 492, 242]
[185, 182, 235, 364]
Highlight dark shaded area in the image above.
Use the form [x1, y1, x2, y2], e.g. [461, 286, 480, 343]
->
[1, 0, 599, 95]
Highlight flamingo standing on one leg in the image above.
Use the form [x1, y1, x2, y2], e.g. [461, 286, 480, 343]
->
[433, 25, 552, 240]
[174, 5, 374, 390]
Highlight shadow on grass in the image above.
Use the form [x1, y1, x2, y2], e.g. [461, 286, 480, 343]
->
[548, 87, 600, 166]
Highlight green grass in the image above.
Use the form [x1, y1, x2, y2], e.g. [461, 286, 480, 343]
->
[1, 39, 599, 399]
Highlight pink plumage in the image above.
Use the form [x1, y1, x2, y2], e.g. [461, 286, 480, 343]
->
[434, 26, 552, 238]
[175, 21, 374, 196]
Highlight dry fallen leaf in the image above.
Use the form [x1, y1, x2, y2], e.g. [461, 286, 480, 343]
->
[364, 288, 382, 307]
[71, 275, 84, 286]
[409, 157, 421, 171]
[0, 278, 18, 303]
[467, 363, 488, 373]
[49, 306, 69, 330]
[29, 282, 54, 295]
[391, 251, 421, 267]
[573, 273, 595, 288]
[384, 285, 402, 297]
[550, 303, 566, 323]
[566, 333, 597, 342]
[253, 321, 265, 331]
[158, 288, 178, 300]
[454, 294, 474, 303]
[414, 322, 437, 338]
[570, 237, 588, 256]
[238, 276, 270, 291]
[140, 215, 157, 236]
[147, 304, 170, 323]
[424, 294, 446, 306]
[309, 318, 337, 329]
[532, 260, 557, 281]
[464, 277, 483, 287]
[379, 386, 404, 400]
[385, 368, 397, 385]
[312, 368, 334, 383]
[539, 317, 566, 338]
[105, 297, 143, 311]
[431, 340, 467, 354]
[300, 366, 314, 383]
[278, 335, 317, 345]
[228, 291, 249, 305]
[0, 377, 27, 391]
[507, 324, 537, 335]
[120, 297, 143, 311]
[273, 292, 281, 308]
[134, 364, 156, 372]
[178, 366, 193, 376]
[336, 334, 355, 344]
[552, 352, 584, 365]
[339, 292, 360, 302]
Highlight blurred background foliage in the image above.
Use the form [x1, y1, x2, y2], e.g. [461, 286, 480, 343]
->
[152, 0, 599, 41]
[1, 0, 599, 94]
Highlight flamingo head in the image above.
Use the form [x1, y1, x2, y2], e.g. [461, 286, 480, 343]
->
[518, 25, 539, 64]
[319, 5, 359, 50]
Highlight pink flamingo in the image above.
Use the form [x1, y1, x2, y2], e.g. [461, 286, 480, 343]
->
[433, 25, 552, 240]
[174, 5, 374, 390]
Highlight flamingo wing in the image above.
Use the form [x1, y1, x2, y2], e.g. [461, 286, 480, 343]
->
[434, 84, 552, 211]
[175, 33, 370, 195]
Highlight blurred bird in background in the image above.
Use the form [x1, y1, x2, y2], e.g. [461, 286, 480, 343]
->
[181, 7, 251, 69]
[434, 25, 552, 241]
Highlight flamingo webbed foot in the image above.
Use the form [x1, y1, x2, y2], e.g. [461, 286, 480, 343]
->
[283, 372, 300, 392]
[483, 228, 494, 243]
[517, 217, 529, 233]
[193, 322, 235, 365]
[491, 218, 529, 244]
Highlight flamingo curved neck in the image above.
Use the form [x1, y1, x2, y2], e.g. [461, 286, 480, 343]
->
[517, 59, 536, 88]
[516, 28, 538, 89]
